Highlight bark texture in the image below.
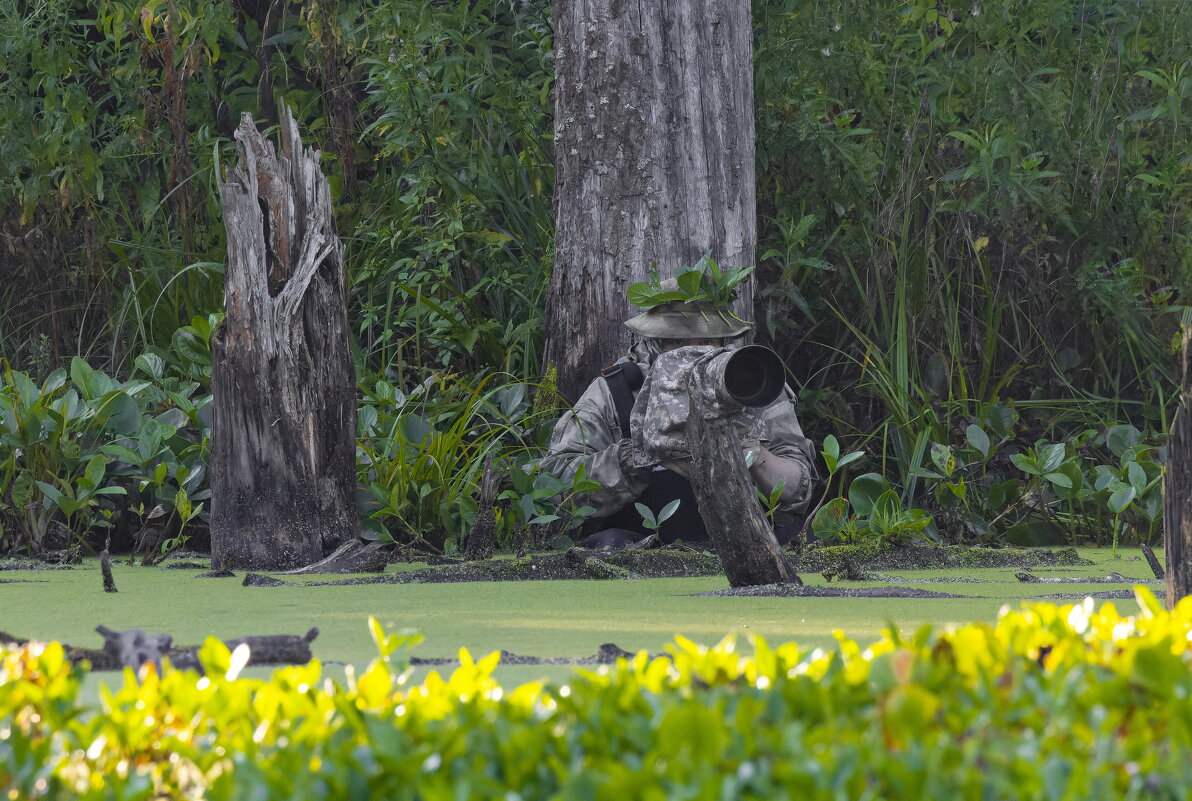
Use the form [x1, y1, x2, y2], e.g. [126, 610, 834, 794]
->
[546, 0, 756, 400]
[686, 370, 799, 587]
[1164, 326, 1192, 606]
[464, 456, 500, 561]
[211, 108, 357, 570]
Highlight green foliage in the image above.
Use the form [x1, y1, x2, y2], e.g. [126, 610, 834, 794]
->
[756, 0, 1192, 488]
[351, 0, 553, 382]
[6, 590, 1192, 798]
[627, 256, 756, 310]
[356, 373, 553, 550]
[813, 471, 937, 548]
[0, 351, 210, 554]
[635, 498, 681, 533]
[911, 409, 1164, 547]
[498, 461, 599, 543]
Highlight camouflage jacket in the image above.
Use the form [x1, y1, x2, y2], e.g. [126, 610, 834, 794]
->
[541, 346, 819, 521]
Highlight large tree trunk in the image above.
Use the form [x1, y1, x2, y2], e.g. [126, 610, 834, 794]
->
[211, 108, 357, 570]
[1163, 326, 1192, 606]
[545, 0, 756, 400]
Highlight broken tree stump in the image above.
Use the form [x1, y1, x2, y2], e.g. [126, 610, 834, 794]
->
[1164, 325, 1192, 607]
[211, 106, 357, 570]
[464, 456, 500, 561]
[100, 549, 117, 592]
[686, 365, 798, 588]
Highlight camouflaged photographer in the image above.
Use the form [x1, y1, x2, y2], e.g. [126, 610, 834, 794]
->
[542, 264, 818, 549]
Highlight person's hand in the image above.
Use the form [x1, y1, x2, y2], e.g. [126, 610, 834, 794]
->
[741, 439, 764, 468]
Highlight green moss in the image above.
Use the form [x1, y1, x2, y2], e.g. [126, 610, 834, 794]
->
[0, 548, 1155, 679]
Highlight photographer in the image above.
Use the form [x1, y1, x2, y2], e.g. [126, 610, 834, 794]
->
[541, 268, 818, 548]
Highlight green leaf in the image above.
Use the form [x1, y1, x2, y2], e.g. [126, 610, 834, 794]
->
[657, 498, 682, 525]
[836, 451, 864, 470]
[1127, 461, 1148, 493]
[965, 425, 990, 458]
[811, 497, 850, 541]
[1038, 443, 1066, 474]
[40, 368, 68, 396]
[398, 414, 432, 446]
[84, 454, 108, 490]
[930, 443, 954, 476]
[634, 502, 657, 527]
[1108, 486, 1137, 514]
[676, 269, 704, 298]
[93, 486, 127, 496]
[1043, 471, 1072, 489]
[1106, 425, 1142, 457]
[35, 480, 63, 506]
[848, 473, 893, 517]
[134, 352, 165, 379]
[70, 357, 102, 401]
[96, 391, 142, 435]
[987, 479, 1021, 512]
[1010, 452, 1040, 475]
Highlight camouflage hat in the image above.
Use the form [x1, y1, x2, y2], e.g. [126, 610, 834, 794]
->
[624, 278, 752, 339]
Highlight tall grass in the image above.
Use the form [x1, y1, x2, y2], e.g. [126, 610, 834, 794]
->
[754, 0, 1192, 493]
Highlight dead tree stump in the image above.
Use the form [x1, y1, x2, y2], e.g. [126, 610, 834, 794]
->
[1164, 326, 1192, 607]
[686, 370, 799, 588]
[464, 456, 500, 561]
[211, 108, 357, 570]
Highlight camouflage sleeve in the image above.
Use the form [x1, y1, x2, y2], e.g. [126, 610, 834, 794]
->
[539, 376, 653, 520]
[758, 389, 820, 513]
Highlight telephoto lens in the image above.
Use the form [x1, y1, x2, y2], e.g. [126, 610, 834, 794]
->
[703, 345, 787, 408]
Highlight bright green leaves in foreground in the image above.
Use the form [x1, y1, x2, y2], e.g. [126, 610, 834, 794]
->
[5, 590, 1192, 799]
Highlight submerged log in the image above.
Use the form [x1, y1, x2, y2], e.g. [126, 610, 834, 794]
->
[93, 626, 319, 672]
[1014, 571, 1154, 584]
[686, 368, 798, 588]
[211, 107, 357, 570]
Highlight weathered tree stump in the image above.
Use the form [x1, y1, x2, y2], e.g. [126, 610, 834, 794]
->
[1164, 325, 1192, 607]
[464, 456, 500, 561]
[100, 549, 117, 592]
[210, 107, 357, 570]
[685, 370, 799, 588]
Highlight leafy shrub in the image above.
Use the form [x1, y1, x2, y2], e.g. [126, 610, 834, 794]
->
[5, 589, 1192, 798]
[356, 372, 558, 551]
[0, 355, 210, 556]
[913, 410, 1163, 547]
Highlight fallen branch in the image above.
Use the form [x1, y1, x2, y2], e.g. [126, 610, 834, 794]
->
[1014, 571, 1159, 584]
[1140, 543, 1165, 581]
[563, 549, 642, 580]
[281, 540, 392, 575]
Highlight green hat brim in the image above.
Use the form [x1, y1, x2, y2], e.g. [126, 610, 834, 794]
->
[624, 301, 752, 339]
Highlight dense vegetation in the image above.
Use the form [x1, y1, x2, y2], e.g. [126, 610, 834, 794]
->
[1, 0, 1189, 555]
[4, 589, 1192, 798]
